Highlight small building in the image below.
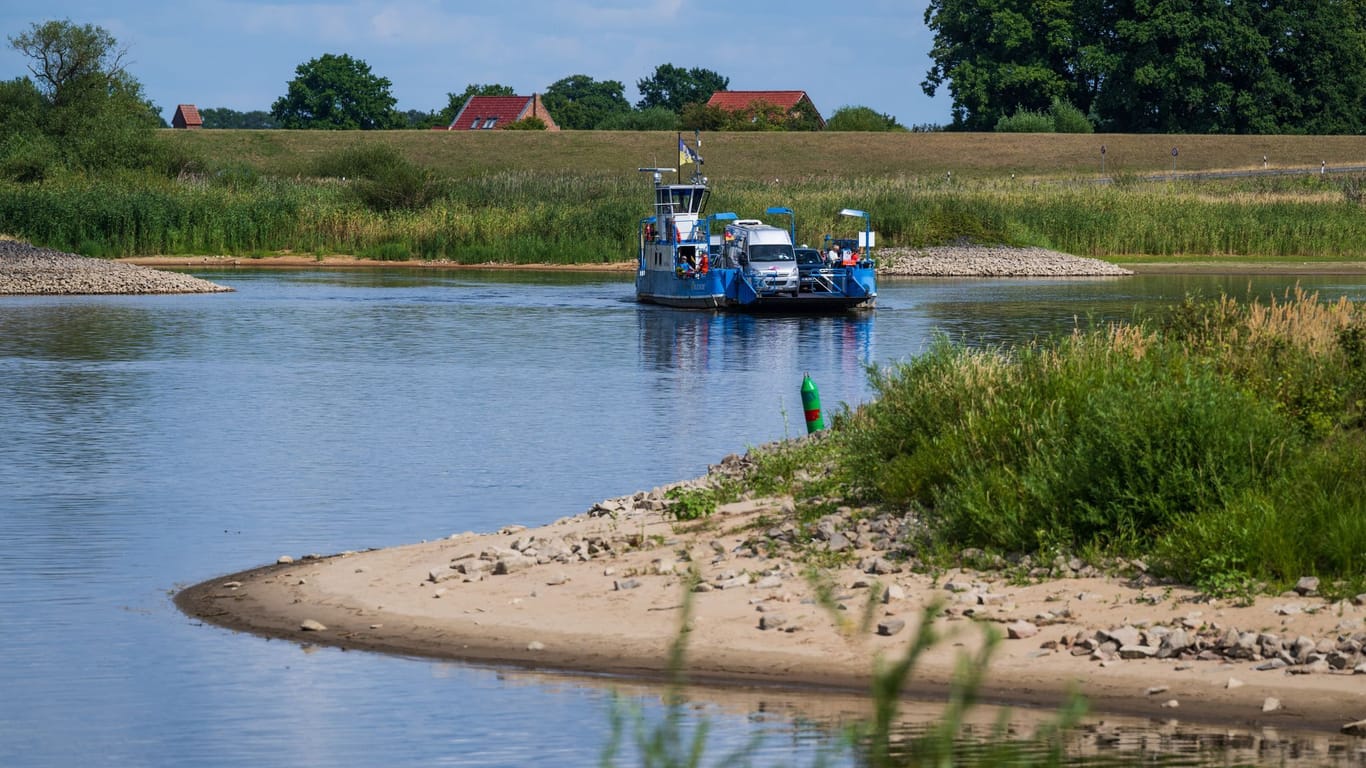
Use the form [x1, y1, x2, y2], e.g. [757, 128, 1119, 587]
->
[705, 90, 825, 128]
[445, 94, 560, 131]
[171, 104, 203, 129]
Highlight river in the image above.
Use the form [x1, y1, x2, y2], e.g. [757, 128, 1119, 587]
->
[1, 268, 1364, 767]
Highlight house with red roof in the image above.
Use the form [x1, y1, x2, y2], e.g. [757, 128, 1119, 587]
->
[171, 104, 203, 129]
[705, 90, 824, 128]
[445, 94, 560, 131]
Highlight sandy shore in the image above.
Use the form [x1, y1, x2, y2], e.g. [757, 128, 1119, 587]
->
[177, 476, 1366, 736]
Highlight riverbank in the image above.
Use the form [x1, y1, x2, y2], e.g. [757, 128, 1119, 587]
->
[0, 240, 232, 295]
[177, 451, 1366, 736]
[124, 245, 1135, 277]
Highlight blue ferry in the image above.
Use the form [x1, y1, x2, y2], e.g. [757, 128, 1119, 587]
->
[633, 156, 876, 312]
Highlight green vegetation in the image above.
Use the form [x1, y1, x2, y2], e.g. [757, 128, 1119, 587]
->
[924, 0, 1366, 134]
[2, 21, 1363, 263]
[5, 155, 1363, 262]
[271, 53, 400, 130]
[739, 291, 1366, 599]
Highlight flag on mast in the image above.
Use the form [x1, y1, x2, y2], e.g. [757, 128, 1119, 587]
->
[678, 136, 701, 166]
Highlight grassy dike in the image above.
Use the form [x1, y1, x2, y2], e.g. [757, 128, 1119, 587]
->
[0, 131, 1362, 263]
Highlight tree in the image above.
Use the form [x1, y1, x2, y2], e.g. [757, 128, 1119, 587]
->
[9, 19, 128, 107]
[922, 0, 1366, 133]
[596, 106, 678, 130]
[4, 20, 163, 177]
[271, 53, 399, 130]
[199, 107, 278, 129]
[635, 64, 729, 113]
[541, 75, 630, 129]
[438, 83, 515, 126]
[1253, 0, 1366, 135]
[1089, 0, 1270, 133]
[922, 0, 1081, 130]
[826, 106, 908, 131]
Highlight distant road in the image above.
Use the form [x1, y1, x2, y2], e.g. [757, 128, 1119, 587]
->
[1097, 163, 1366, 184]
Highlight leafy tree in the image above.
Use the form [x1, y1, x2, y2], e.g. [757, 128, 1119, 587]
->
[923, 0, 1081, 130]
[1253, 0, 1366, 135]
[4, 20, 165, 177]
[541, 74, 630, 129]
[923, 0, 1366, 133]
[437, 83, 515, 126]
[9, 19, 128, 107]
[271, 53, 400, 130]
[635, 64, 728, 112]
[199, 107, 278, 129]
[1090, 0, 1270, 133]
[596, 106, 678, 130]
[826, 105, 907, 131]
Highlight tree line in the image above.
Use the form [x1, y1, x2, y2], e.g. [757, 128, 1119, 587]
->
[923, 0, 1366, 134]
[253, 55, 906, 132]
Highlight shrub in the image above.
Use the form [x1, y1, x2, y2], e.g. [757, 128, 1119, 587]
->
[1051, 98, 1094, 133]
[994, 109, 1054, 133]
[501, 116, 548, 131]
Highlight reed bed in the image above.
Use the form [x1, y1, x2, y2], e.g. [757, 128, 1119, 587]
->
[1, 169, 1361, 261]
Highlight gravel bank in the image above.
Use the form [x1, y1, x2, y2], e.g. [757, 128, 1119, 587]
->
[878, 245, 1133, 277]
[0, 240, 232, 295]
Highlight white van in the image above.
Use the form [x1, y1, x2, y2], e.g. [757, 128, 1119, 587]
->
[724, 220, 799, 295]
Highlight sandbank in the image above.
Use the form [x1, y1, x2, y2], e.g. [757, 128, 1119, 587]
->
[177, 486, 1366, 736]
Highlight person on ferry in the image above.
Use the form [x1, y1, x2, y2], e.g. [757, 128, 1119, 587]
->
[842, 248, 860, 267]
[826, 245, 841, 267]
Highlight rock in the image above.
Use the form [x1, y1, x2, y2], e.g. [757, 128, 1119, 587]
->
[277, 555, 294, 564]
[759, 614, 787, 630]
[1254, 659, 1288, 671]
[1118, 645, 1157, 659]
[1161, 699, 1179, 709]
[1262, 697, 1281, 713]
[877, 618, 906, 636]
[1102, 626, 1143, 648]
[299, 619, 326, 632]
[527, 641, 545, 651]
[715, 576, 749, 590]
[1006, 621, 1039, 639]
[493, 555, 534, 575]
[883, 584, 906, 603]
[1294, 576, 1320, 596]
[1226, 677, 1245, 689]
[1342, 720, 1366, 736]
[613, 579, 641, 591]
[754, 575, 783, 589]
[1146, 686, 1169, 695]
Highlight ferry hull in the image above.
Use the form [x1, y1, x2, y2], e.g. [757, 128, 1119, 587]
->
[635, 266, 875, 313]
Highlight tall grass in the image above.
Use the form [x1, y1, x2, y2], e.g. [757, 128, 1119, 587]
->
[828, 291, 1366, 595]
[2, 170, 1362, 261]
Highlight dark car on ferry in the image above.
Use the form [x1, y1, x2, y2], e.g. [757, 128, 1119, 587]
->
[794, 247, 824, 292]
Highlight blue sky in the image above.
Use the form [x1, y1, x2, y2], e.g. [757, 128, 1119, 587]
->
[0, 0, 953, 127]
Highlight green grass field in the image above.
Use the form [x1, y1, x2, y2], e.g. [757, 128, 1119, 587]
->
[160, 129, 1366, 181]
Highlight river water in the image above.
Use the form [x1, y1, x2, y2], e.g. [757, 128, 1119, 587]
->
[2, 268, 1364, 767]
